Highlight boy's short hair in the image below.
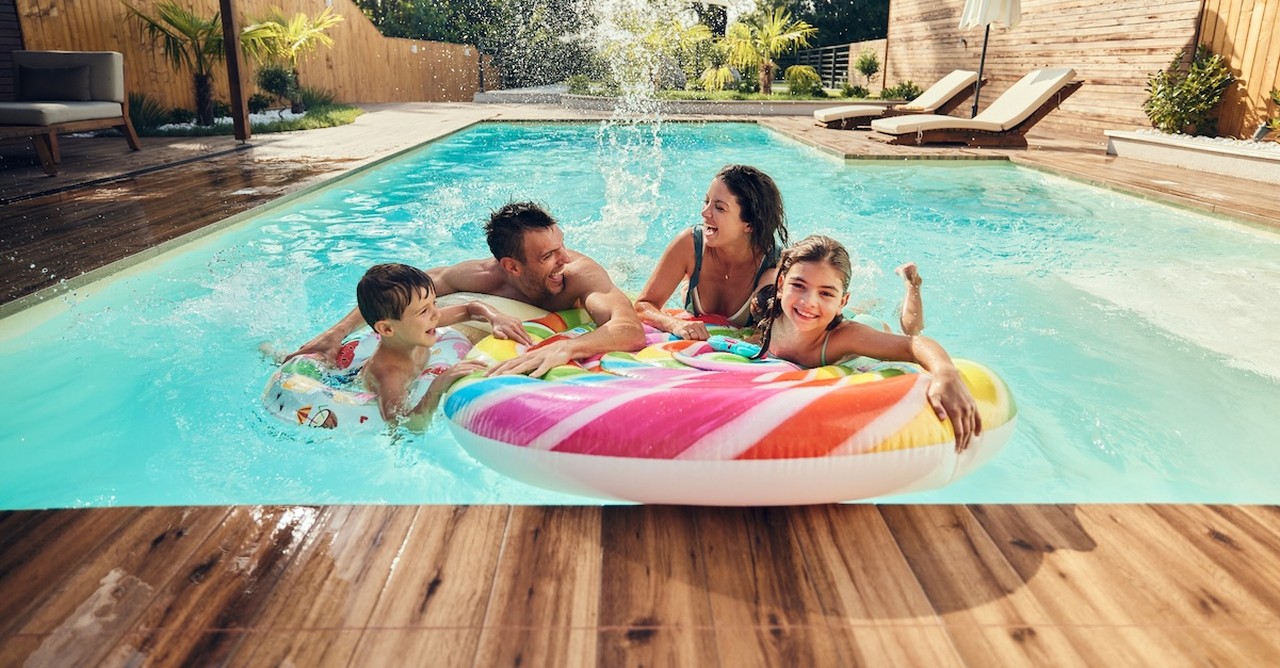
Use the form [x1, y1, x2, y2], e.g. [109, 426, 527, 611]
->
[357, 263, 435, 328]
[485, 201, 557, 262]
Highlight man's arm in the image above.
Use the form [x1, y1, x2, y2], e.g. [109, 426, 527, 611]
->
[489, 259, 645, 378]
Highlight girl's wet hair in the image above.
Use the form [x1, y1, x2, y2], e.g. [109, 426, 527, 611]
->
[357, 263, 435, 328]
[753, 235, 852, 359]
[715, 164, 789, 257]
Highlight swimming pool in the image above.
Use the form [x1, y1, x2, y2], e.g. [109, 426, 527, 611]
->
[2, 121, 1278, 509]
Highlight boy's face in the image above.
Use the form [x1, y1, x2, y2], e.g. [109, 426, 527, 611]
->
[384, 287, 441, 347]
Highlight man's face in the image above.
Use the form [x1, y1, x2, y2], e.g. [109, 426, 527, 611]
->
[512, 225, 569, 299]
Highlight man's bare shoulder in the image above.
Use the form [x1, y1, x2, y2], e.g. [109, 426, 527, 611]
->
[430, 258, 507, 295]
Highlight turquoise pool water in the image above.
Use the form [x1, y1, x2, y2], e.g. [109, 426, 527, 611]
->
[2, 122, 1278, 509]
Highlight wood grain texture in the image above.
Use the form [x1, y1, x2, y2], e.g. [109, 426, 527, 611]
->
[696, 507, 846, 666]
[878, 505, 1087, 664]
[473, 506, 603, 668]
[598, 505, 719, 666]
[350, 505, 510, 665]
[98, 505, 322, 666]
[3, 505, 1280, 665]
[240, 505, 417, 667]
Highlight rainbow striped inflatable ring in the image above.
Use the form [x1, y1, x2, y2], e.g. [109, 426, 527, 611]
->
[263, 326, 472, 430]
[444, 308, 1017, 505]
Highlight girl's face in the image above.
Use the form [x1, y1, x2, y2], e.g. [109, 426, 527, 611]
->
[701, 177, 750, 248]
[778, 261, 849, 332]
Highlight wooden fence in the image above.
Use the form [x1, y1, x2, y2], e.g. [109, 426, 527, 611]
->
[1200, 0, 1280, 138]
[12, 0, 496, 110]
[885, 0, 1204, 138]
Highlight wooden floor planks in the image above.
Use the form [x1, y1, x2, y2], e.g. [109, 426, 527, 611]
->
[3, 105, 1279, 665]
[6, 504, 1279, 665]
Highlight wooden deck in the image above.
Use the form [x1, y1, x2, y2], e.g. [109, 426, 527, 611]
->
[3, 504, 1280, 666]
[3, 103, 1280, 664]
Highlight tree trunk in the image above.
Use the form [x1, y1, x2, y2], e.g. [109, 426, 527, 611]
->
[194, 73, 215, 126]
[290, 68, 306, 114]
[759, 61, 773, 95]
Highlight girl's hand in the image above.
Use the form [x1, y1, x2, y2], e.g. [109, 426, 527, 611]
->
[926, 369, 982, 452]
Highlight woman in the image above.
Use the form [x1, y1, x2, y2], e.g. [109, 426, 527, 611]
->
[635, 164, 789, 340]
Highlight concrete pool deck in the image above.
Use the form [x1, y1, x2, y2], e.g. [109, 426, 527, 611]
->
[2, 103, 1279, 664]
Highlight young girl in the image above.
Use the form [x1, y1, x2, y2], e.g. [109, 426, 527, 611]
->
[753, 235, 980, 451]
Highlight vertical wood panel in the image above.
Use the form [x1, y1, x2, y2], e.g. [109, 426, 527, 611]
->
[883, 0, 1279, 139]
[12, 0, 488, 110]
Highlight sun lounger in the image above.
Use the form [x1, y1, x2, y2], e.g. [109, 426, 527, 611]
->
[868, 68, 1081, 148]
[813, 70, 979, 130]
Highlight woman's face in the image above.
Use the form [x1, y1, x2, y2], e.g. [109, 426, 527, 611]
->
[778, 261, 849, 332]
[701, 177, 751, 248]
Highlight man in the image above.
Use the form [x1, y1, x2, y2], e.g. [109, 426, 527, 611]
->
[289, 201, 646, 378]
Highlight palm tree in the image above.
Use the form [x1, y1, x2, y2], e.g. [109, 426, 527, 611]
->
[724, 8, 816, 95]
[124, 1, 225, 125]
[241, 8, 344, 113]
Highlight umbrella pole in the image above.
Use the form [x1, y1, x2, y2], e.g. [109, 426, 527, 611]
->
[972, 24, 991, 118]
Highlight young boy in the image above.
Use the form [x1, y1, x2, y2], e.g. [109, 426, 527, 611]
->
[356, 263, 490, 431]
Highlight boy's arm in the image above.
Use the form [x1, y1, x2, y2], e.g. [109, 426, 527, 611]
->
[285, 308, 365, 364]
[402, 360, 489, 431]
[438, 301, 533, 345]
[489, 260, 645, 378]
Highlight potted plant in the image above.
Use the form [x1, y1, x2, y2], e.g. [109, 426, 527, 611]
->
[1142, 45, 1234, 136]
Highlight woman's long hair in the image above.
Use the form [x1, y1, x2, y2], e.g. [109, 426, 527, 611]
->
[752, 235, 853, 359]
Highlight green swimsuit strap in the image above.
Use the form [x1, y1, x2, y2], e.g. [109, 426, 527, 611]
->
[820, 328, 833, 367]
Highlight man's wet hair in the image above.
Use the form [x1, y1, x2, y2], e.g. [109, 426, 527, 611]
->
[485, 201, 557, 262]
[356, 263, 434, 328]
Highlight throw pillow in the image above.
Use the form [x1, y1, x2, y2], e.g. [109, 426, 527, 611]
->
[17, 65, 93, 102]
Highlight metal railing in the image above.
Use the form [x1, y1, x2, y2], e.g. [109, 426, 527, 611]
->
[777, 43, 852, 88]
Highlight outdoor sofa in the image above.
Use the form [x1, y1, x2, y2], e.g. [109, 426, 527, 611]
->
[0, 50, 141, 176]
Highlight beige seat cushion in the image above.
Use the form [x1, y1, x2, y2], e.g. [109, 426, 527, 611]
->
[0, 101, 124, 126]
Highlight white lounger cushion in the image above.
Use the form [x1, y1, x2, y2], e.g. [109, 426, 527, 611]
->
[813, 70, 978, 123]
[871, 68, 1076, 135]
[813, 104, 886, 123]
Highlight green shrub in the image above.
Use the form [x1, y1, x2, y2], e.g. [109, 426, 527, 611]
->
[841, 82, 869, 98]
[881, 81, 922, 101]
[167, 107, 196, 125]
[565, 74, 592, 95]
[853, 49, 880, 86]
[128, 92, 170, 131]
[248, 93, 273, 114]
[1142, 45, 1234, 135]
[256, 64, 298, 104]
[212, 100, 231, 118]
[300, 86, 337, 108]
[784, 65, 821, 97]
